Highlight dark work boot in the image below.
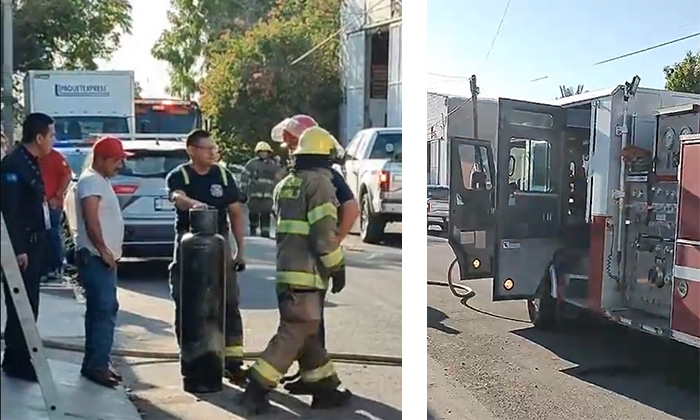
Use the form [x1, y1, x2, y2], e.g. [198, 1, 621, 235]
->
[311, 387, 353, 409]
[260, 228, 270, 238]
[240, 378, 271, 415]
[224, 360, 248, 387]
[249, 225, 258, 236]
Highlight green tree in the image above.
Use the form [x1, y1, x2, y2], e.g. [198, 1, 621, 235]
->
[200, 0, 341, 163]
[663, 50, 700, 94]
[10, 0, 132, 72]
[151, 0, 277, 99]
[134, 80, 143, 99]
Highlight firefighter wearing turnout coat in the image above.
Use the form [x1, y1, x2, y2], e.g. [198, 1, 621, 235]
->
[242, 141, 280, 237]
[241, 126, 352, 414]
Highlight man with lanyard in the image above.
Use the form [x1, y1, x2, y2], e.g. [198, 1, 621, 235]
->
[165, 129, 248, 386]
[0, 113, 56, 381]
[270, 114, 359, 393]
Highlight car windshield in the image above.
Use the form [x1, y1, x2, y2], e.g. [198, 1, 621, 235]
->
[118, 150, 189, 178]
[369, 132, 402, 161]
[136, 109, 199, 134]
[61, 150, 90, 176]
[54, 116, 129, 140]
[427, 187, 449, 200]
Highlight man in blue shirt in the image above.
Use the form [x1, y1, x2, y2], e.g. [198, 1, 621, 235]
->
[1, 113, 56, 381]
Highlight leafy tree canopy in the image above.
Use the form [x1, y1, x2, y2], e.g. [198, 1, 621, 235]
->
[200, 0, 342, 163]
[664, 50, 700, 94]
[8, 0, 132, 72]
[151, 0, 277, 99]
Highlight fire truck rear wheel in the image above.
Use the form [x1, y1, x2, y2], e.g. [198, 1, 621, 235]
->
[527, 276, 558, 330]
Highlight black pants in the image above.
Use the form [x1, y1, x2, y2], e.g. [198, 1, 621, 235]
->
[249, 212, 271, 235]
[319, 290, 327, 348]
[2, 236, 46, 370]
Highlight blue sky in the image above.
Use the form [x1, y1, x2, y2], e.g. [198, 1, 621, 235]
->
[428, 0, 700, 102]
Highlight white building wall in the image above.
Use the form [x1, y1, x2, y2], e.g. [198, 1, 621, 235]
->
[427, 92, 448, 185]
[339, 0, 366, 144]
[339, 0, 402, 144]
[387, 21, 401, 127]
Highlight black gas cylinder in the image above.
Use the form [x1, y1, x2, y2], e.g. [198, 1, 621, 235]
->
[179, 208, 226, 393]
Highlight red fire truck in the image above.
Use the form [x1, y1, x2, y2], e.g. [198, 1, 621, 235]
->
[135, 98, 202, 134]
[447, 77, 700, 348]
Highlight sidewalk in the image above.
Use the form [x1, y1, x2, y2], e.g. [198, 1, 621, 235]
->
[1, 282, 142, 420]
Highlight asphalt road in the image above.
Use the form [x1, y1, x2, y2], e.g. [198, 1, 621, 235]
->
[427, 232, 700, 420]
[113, 232, 402, 419]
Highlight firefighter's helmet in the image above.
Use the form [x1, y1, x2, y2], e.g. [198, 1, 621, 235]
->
[271, 114, 318, 143]
[254, 141, 273, 153]
[292, 127, 337, 156]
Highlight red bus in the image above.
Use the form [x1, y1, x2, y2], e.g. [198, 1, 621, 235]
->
[135, 98, 202, 134]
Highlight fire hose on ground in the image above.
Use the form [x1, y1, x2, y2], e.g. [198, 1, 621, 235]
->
[427, 257, 530, 324]
[0, 333, 401, 368]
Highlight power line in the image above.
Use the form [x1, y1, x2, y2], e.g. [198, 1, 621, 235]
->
[529, 31, 700, 82]
[426, 96, 472, 135]
[483, 0, 512, 61]
[290, 0, 391, 66]
[593, 31, 700, 66]
[431, 31, 700, 87]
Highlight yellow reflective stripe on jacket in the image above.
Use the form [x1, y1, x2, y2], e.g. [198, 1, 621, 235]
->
[276, 271, 325, 288]
[179, 164, 228, 186]
[224, 346, 244, 358]
[301, 361, 336, 383]
[251, 359, 282, 384]
[319, 246, 344, 268]
[277, 220, 310, 235]
[307, 202, 337, 224]
[179, 166, 190, 185]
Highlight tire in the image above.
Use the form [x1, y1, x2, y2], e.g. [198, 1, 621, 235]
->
[359, 193, 385, 244]
[527, 270, 558, 330]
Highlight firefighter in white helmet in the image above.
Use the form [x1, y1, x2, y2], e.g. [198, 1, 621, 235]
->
[241, 141, 281, 237]
[241, 126, 352, 414]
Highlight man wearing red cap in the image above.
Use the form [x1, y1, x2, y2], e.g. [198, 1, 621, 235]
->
[73, 136, 133, 387]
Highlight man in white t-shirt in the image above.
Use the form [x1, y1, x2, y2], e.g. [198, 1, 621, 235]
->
[74, 136, 132, 388]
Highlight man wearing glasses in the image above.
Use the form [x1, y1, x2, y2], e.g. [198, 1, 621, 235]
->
[165, 129, 247, 389]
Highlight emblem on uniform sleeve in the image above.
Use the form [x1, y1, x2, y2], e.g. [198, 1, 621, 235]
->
[210, 184, 224, 197]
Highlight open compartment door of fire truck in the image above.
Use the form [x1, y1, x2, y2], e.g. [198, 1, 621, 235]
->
[447, 137, 497, 280]
[493, 99, 567, 301]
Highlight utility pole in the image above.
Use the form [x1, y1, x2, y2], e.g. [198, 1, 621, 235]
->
[469, 74, 479, 138]
[1, 0, 14, 141]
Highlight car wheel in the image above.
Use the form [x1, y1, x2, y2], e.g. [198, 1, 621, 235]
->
[527, 270, 558, 330]
[359, 193, 384, 244]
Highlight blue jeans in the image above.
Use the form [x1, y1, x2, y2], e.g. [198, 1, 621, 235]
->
[47, 208, 64, 272]
[79, 255, 119, 371]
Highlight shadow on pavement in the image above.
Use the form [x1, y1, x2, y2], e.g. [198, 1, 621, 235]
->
[118, 309, 174, 339]
[427, 306, 460, 335]
[197, 384, 402, 420]
[124, 365, 401, 419]
[513, 321, 700, 420]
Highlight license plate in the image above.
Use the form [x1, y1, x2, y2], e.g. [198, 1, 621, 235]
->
[154, 197, 174, 211]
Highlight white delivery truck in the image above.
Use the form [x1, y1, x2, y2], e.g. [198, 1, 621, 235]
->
[23, 70, 136, 141]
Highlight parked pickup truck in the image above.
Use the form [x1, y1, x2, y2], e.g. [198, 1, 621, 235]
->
[337, 127, 402, 243]
[427, 184, 449, 231]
